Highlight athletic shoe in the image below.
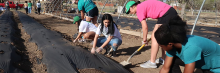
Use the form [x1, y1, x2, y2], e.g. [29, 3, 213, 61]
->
[156, 58, 164, 65]
[140, 60, 157, 68]
[111, 51, 117, 57]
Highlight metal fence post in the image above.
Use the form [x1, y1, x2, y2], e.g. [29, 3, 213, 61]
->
[190, 0, 206, 35]
[215, 0, 218, 26]
[116, 0, 128, 23]
[97, 0, 108, 23]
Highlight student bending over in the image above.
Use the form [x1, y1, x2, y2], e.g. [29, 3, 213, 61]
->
[155, 16, 220, 73]
[73, 16, 97, 42]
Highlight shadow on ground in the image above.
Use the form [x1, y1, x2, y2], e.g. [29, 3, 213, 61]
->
[118, 46, 151, 56]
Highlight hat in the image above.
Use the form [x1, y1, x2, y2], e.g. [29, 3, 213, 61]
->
[126, 1, 136, 14]
[73, 16, 80, 24]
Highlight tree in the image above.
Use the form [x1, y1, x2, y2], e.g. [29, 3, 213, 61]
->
[176, 0, 187, 20]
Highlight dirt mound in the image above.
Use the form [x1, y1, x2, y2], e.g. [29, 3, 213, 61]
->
[12, 11, 47, 73]
[78, 68, 105, 73]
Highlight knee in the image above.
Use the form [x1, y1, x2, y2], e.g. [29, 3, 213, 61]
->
[83, 34, 89, 39]
[113, 43, 118, 47]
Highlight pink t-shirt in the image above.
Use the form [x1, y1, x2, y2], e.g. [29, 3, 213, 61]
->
[136, 0, 171, 22]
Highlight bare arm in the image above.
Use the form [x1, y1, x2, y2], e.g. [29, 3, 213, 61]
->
[100, 36, 113, 48]
[92, 34, 99, 48]
[184, 62, 195, 73]
[141, 20, 148, 42]
[75, 32, 83, 41]
[80, 11, 85, 20]
[160, 56, 174, 73]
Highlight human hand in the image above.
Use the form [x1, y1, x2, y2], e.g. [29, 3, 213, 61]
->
[91, 48, 96, 54]
[96, 47, 103, 53]
[142, 40, 148, 46]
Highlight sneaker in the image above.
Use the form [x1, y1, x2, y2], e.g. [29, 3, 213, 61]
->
[140, 60, 157, 68]
[111, 51, 117, 57]
[156, 58, 164, 65]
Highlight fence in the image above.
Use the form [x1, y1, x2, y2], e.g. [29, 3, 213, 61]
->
[38, 0, 220, 31]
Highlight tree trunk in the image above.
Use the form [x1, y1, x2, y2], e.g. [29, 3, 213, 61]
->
[181, 2, 186, 20]
[191, 0, 194, 15]
[191, 7, 194, 15]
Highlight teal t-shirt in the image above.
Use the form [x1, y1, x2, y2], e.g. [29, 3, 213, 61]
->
[28, 3, 32, 7]
[78, 0, 96, 13]
[166, 35, 220, 73]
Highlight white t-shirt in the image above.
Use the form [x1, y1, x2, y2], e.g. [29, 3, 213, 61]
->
[37, 3, 41, 8]
[96, 24, 122, 40]
[79, 21, 97, 33]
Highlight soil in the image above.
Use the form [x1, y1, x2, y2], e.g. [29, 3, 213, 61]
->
[12, 11, 47, 73]
[78, 68, 105, 73]
[0, 7, 217, 73]
[185, 12, 220, 25]
[11, 9, 217, 73]
[21, 10, 165, 73]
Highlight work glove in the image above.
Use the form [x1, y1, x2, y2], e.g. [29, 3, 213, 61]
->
[142, 40, 148, 46]
[91, 48, 96, 54]
[96, 47, 103, 53]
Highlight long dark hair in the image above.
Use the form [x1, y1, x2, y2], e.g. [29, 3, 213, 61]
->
[100, 14, 118, 35]
[155, 15, 188, 45]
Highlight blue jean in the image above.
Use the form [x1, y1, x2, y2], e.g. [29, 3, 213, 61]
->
[28, 7, 32, 13]
[96, 37, 122, 51]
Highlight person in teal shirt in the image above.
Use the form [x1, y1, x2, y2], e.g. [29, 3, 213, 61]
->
[73, 0, 99, 27]
[28, 1, 32, 13]
[154, 16, 220, 73]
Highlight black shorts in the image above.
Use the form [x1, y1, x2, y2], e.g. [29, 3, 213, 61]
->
[86, 7, 99, 18]
[157, 7, 178, 24]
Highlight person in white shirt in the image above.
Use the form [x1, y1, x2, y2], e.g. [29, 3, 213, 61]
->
[36, 1, 41, 15]
[73, 16, 97, 42]
[91, 14, 122, 57]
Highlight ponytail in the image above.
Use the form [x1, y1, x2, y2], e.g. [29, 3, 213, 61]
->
[155, 15, 188, 45]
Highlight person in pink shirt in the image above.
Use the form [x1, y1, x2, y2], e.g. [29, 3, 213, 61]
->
[126, 0, 179, 68]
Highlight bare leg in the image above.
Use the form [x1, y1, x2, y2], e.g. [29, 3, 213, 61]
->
[150, 24, 166, 63]
[92, 16, 98, 27]
[83, 31, 96, 40]
[86, 16, 92, 22]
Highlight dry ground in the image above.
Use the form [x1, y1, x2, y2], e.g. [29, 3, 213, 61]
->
[20, 11, 165, 73]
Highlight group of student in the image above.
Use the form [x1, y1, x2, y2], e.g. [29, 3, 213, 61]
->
[23, 1, 41, 15]
[72, 0, 220, 73]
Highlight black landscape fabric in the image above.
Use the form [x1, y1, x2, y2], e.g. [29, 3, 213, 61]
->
[0, 10, 25, 73]
[16, 11, 129, 73]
